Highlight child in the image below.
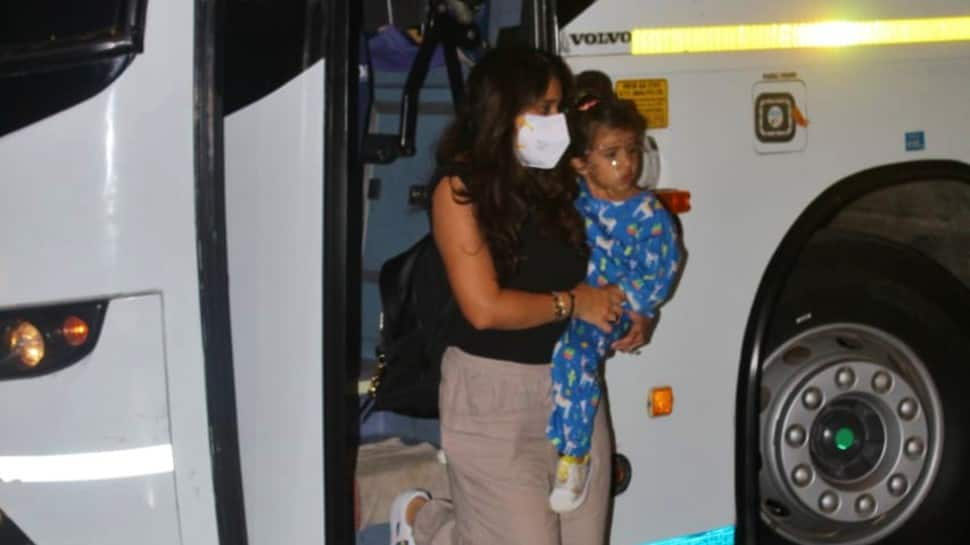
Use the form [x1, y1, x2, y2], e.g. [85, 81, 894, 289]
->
[574, 70, 660, 189]
[547, 95, 682, 512]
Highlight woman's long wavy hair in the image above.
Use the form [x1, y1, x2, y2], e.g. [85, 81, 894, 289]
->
[436, 47, 588, 279]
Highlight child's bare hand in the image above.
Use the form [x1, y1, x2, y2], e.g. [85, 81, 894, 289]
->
[571, 283, 625, 333]
[612, 312, 654, 353]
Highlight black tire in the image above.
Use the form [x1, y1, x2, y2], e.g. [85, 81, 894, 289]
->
[758, 230, 970, 545]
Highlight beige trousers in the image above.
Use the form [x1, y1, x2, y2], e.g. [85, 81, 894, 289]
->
[414, 347, 612, 545]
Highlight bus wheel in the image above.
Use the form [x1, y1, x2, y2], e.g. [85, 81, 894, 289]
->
[757, 231, 970, 545]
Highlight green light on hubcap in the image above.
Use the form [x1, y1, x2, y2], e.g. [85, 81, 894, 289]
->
[835, 427, 856, 451]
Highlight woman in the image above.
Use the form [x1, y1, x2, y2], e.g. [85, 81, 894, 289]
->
[390, 47, 651, 545]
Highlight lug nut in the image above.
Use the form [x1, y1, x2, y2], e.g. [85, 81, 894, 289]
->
[905, 437, 925, 459]
[888, 474, 909, 497]
[791, 465, 813, 487]
[786, 425, 807, 447]
[855, 494, 876, 516]
[802, 387, 823, 410]
[819, 491, 839, 513]
[898, 398, 919, 420]
[871, 372, 892, 394]
[835, 367, 856, 389]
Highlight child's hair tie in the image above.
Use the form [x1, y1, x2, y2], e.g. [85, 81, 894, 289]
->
[576, 95, 599, 112]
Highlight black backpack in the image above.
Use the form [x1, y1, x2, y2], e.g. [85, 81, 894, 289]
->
[365, 233, 456, 418]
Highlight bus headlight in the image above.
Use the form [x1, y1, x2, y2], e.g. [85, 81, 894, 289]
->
[8, 321, 45, 367]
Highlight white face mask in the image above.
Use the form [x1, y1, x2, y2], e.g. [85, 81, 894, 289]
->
[514, 113, 571, 169]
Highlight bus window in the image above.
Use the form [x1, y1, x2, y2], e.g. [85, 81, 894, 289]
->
[1, 2, 136, 51]
[224, 0, 324, 115]
[0, 0, 147, 137]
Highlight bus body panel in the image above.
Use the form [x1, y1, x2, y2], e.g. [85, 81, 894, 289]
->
[561, 0, 970, 56]
[0, 2, 220, 543]
[225, 60, 327, 545]
[563, 8, 970, 540]
[0, 295, 180, 544]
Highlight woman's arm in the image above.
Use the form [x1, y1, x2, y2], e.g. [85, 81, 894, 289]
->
[432, 176, 623, 332]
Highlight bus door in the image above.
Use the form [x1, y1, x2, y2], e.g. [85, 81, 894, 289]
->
[221, 1, 330, 543]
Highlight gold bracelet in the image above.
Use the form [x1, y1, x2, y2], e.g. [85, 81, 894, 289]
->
[552, 292, 568, 320]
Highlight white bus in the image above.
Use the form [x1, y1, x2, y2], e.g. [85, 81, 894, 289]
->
[562, 2, 970, 544]
[0, 2, 967, 545]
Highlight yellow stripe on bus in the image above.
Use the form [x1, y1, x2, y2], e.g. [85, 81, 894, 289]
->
[631, 15, 970, 55]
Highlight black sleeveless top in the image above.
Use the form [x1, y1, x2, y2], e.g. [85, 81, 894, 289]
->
[432, 164, 586, 364]
[447, 214, 587, 364]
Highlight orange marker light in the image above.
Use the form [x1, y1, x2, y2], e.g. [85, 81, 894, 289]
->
[62, 316, 90, 347]
[655, 189, 691, 214]
[792, 104, 810, 128]
[648, 386, 674, 417]
[9, 321, 45, 367]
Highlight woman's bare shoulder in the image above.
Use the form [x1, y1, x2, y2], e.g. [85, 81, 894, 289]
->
[433, 174, 469, 205]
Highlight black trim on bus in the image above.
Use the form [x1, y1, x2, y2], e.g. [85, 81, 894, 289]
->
[496, 0, 558, 52]
[533, 0, 558, 52]
[0, 0, 147, 138]
[194, 0, 249, 543]
[0, 55, 134, 139]
[224, 0, 325, 116]
[323, 0, 361, 543]
[0, 0, 147, 74]
[557, 0, 596, 29]
[734, 160, 970, 544]
[0, 509, 36, 545]
[2, 40, 137, 76]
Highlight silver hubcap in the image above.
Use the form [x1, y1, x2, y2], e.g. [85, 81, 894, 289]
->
[760, 324, 944, 545]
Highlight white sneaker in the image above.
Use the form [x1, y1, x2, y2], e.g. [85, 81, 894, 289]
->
[549, 455, 591, 513]
[389, 489, 430, 545]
